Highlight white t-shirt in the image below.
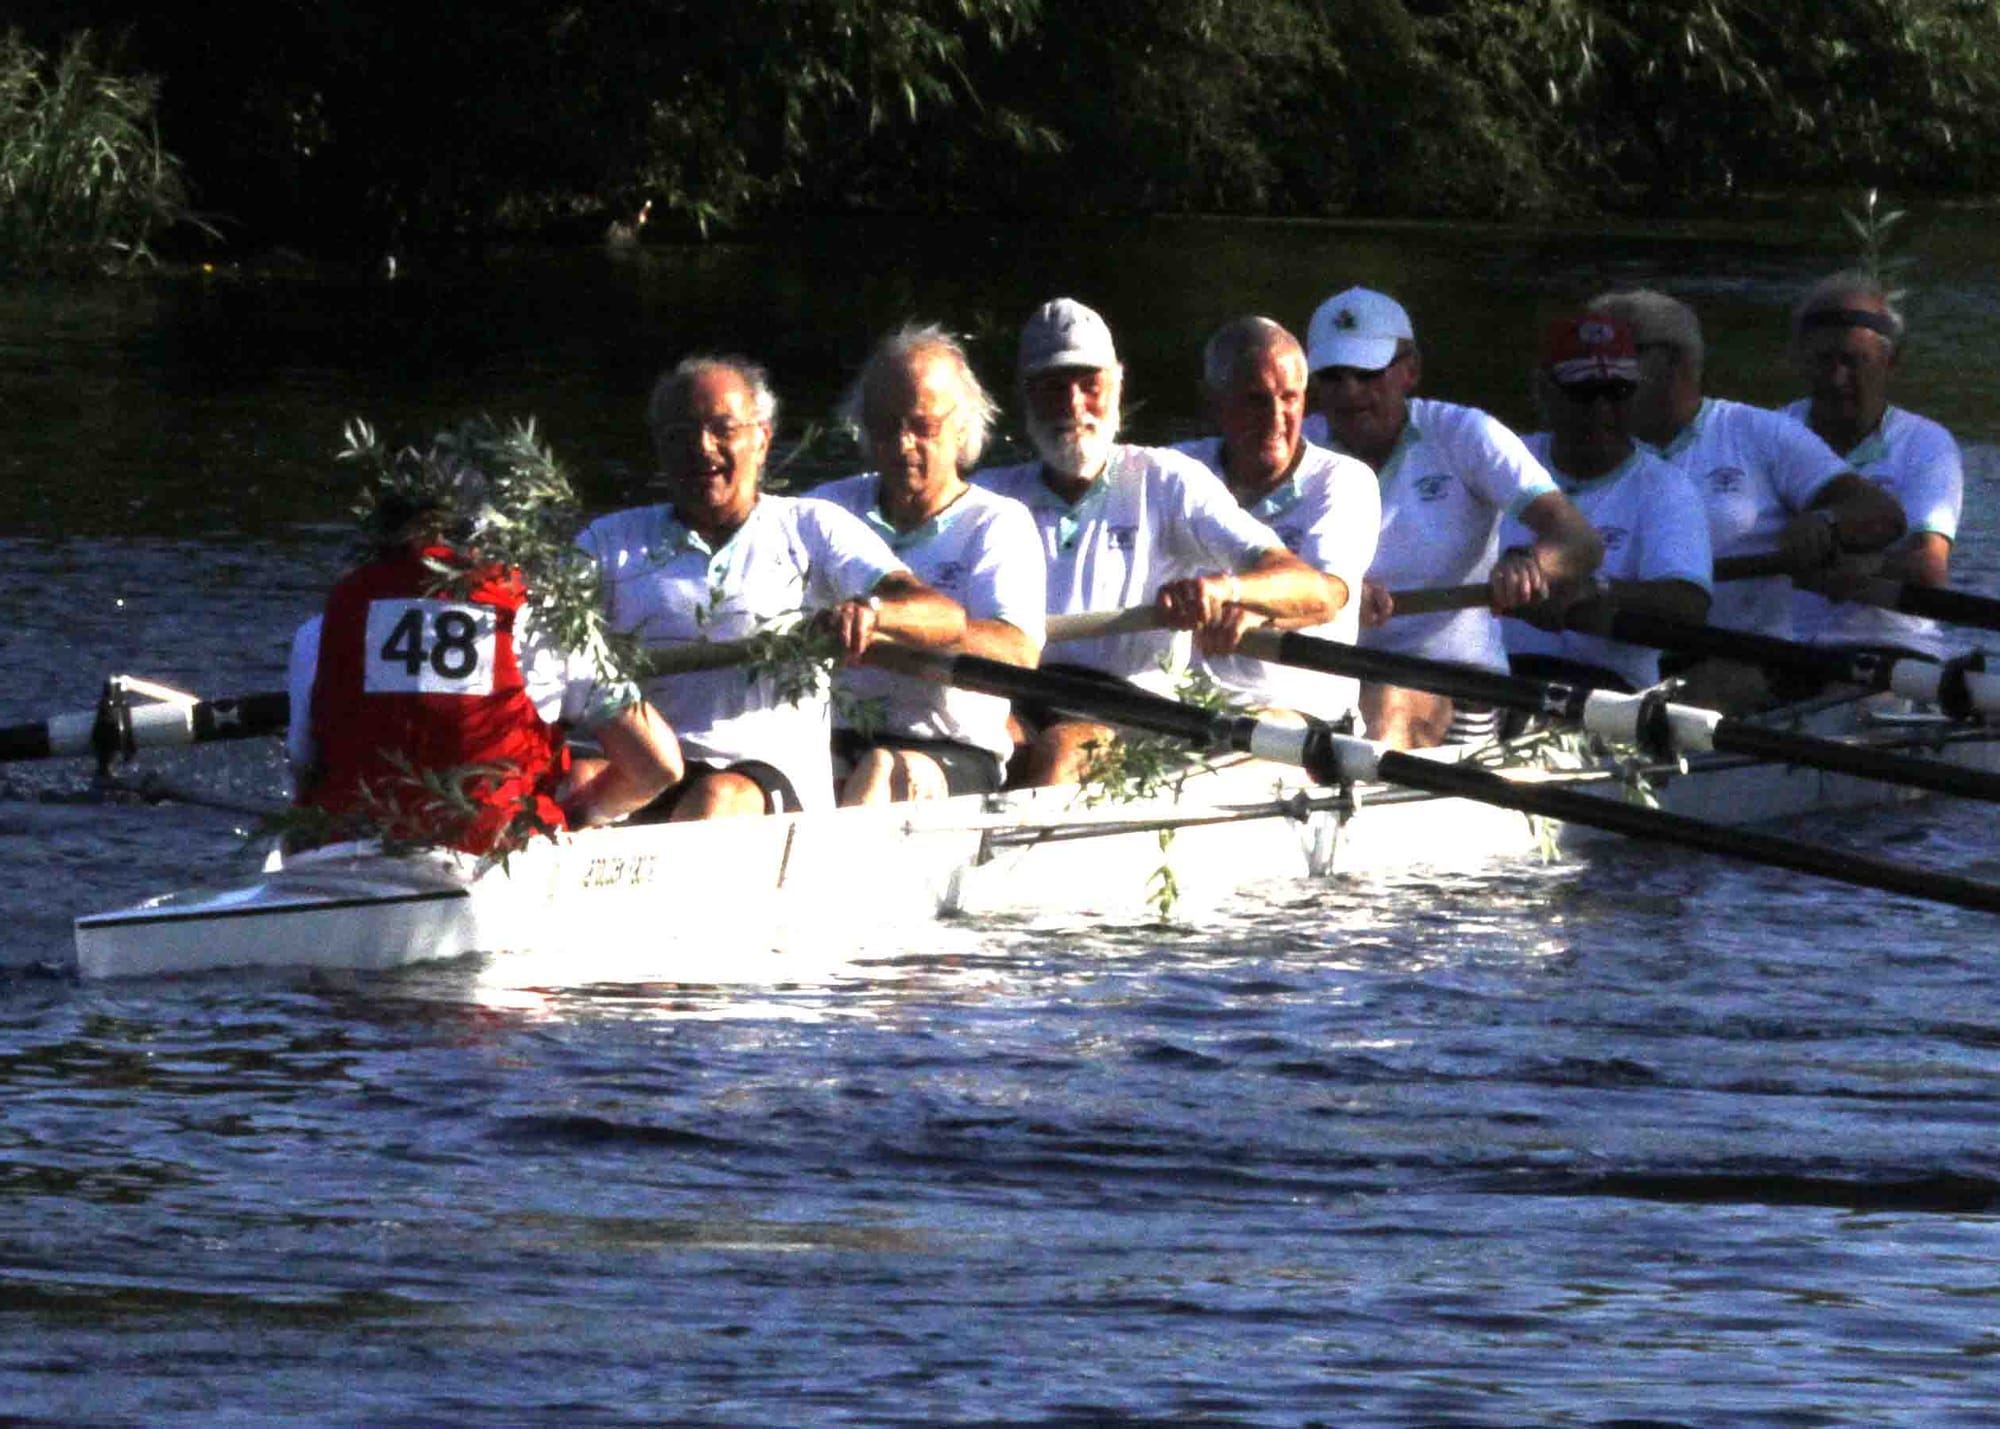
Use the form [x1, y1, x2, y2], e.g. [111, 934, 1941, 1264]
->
[285, 604, 624, 773]
[809, 475, 1046, 762]
[1643, 397, 1846, 639]
[1306, 399, 1558, 671]
[1175, 437, 1379, 718]
[577, 495, 907, 810]
[973, 444, 1285, 694]
[1781, 401, 1964, 657]
[1510, 437, 1713, 690]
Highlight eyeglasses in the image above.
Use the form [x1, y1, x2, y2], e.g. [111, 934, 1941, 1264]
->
[1558, 379, 1637, 405]
[656, 416, 762, 446]
[867, 406, 958, 443]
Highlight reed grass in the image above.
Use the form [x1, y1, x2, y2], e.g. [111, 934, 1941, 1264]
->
[0, 29, 200, 273]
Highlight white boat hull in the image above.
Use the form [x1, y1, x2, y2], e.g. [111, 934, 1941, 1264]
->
[73, 699, 2000, 982]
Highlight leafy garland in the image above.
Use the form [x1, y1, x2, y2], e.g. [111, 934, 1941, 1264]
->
[272, 416, 649, 861]
[339, 415, 644, 694]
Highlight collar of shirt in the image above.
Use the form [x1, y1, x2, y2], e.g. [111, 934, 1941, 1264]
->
[1844, 406, 1898, 467]
[1548, 447, 1643, 495]
[652, 496, 769, 564]
[860, 476, 971, 552]
[1366, 413, 1426, 488]
[1247, 468, 1307, 522]
[1020, 449, 1122, 552]
[1649, 396, 1715, 462]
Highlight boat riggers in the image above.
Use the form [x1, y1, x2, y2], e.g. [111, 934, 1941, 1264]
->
[1558, 606, 2000, 723]
[865, 643, 2000, 915]
[1230, 626, 2000, 804]
[1045, 607, 2000, 802]
[0, 677, 290, 768]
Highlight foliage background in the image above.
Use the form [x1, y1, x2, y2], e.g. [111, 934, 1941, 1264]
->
[10, 0, 2000, 255]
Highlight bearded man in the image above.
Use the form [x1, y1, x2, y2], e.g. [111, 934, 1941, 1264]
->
[973, 298, 1338, 785]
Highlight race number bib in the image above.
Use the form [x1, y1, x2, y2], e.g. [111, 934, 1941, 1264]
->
[363, 599, 498, 695]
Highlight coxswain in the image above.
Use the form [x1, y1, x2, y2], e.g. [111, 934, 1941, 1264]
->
[1784, 272, 1963, 659]
[1587, 288, 1906, 710]
[974, 298, 1338, 786]
[1507, 312, 1712, 692]
[288, 425, 683, 853]
[580, 355, 965, 818]
[813, 324, 1046, 804]
[1302, 286, 1604, 749]
[1173, 315, 1377, 725]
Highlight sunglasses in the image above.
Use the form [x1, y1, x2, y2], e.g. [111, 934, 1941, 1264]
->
[1558, 379, 1637, 404]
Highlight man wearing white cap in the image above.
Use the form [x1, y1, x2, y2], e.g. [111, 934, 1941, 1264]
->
[1509, 312, 1712, 693]
[976, 298, 1339, 785]
[1303, 286, 1604, 749]
[1174, 315, 1377, 724]
[1588, 288, 1906, 708]
[1783, 273, 1961, 660]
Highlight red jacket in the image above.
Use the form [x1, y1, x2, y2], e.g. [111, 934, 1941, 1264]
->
[304, 545, 569, 851]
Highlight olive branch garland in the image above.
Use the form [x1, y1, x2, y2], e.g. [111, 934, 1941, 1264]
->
[338, 415, 648, 694]
[271, 416, 648, 861]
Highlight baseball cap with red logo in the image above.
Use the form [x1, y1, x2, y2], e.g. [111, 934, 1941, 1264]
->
[1542, 312, 1639, 387]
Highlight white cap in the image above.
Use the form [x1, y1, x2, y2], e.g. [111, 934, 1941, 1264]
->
[1018, 298, 1119, 376]
[1305, 288, 1413, 372]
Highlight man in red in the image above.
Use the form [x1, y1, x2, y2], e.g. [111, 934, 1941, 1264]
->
[289, 436, 681, 853]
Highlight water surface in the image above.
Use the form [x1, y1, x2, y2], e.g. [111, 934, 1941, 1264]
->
[2, 216, 1998, 1423]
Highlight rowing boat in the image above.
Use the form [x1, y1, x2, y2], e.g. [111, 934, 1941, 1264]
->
[72, 688, 2000, 983]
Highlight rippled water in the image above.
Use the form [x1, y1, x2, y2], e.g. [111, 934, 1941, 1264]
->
[4, 218, 2000, 1423]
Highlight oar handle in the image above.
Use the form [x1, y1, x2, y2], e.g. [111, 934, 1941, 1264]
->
[1046, 607, 1166, 643]
[1386, 552, 1805, 618]
[638, 637, 768, 675]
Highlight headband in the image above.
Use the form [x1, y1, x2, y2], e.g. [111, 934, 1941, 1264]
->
[1798, 306, 1900, 340]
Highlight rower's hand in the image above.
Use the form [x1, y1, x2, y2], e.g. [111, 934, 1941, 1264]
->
[827, 597, 880, 666]
[1797, 551, 1883, 601]
[1488, 547, 1551, 612]
[1517, 572, 1593, 631]
[1154, 573, 1237, 630]
[1192, 603, 1269, 658]
[1779, 508, 1842, 572]
[1358, 580, 1394, 629]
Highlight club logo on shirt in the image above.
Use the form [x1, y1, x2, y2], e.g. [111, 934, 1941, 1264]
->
[929, 559, 967, 591]
[1707, 466, 1746, 494]
[1104, 525, 1139, 550]
[1599, 525, 1628, 552]
[1413, 472, 1453, 501]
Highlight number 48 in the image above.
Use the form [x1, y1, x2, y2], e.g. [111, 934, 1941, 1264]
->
[380, 608, 484, 679]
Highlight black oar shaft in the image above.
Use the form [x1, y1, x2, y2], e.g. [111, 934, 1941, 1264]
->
[870, 641, 2000, 914]
[0, 690, 291, 764]
[1709, 723, 2000, 803]
[1889, 582, 2000, 635]
[1255, 630, 1596, 721]
[1245, 627, 2000, 802]
[1376, 750, 2000, 915]
[1576, 608, 1887, 685]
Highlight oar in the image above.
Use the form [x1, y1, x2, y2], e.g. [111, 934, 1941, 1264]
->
[0, 678, 289, 764]
[1557, 605, 2000, 722]
[1234, 625, 2000, 803]
[1387, 554, 2000, 637]
[1044, 608, 2000, 800]
[1383, 552, 1796, 617]
[0, 633, 785, 767]
[865, 644, 2000, 915]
